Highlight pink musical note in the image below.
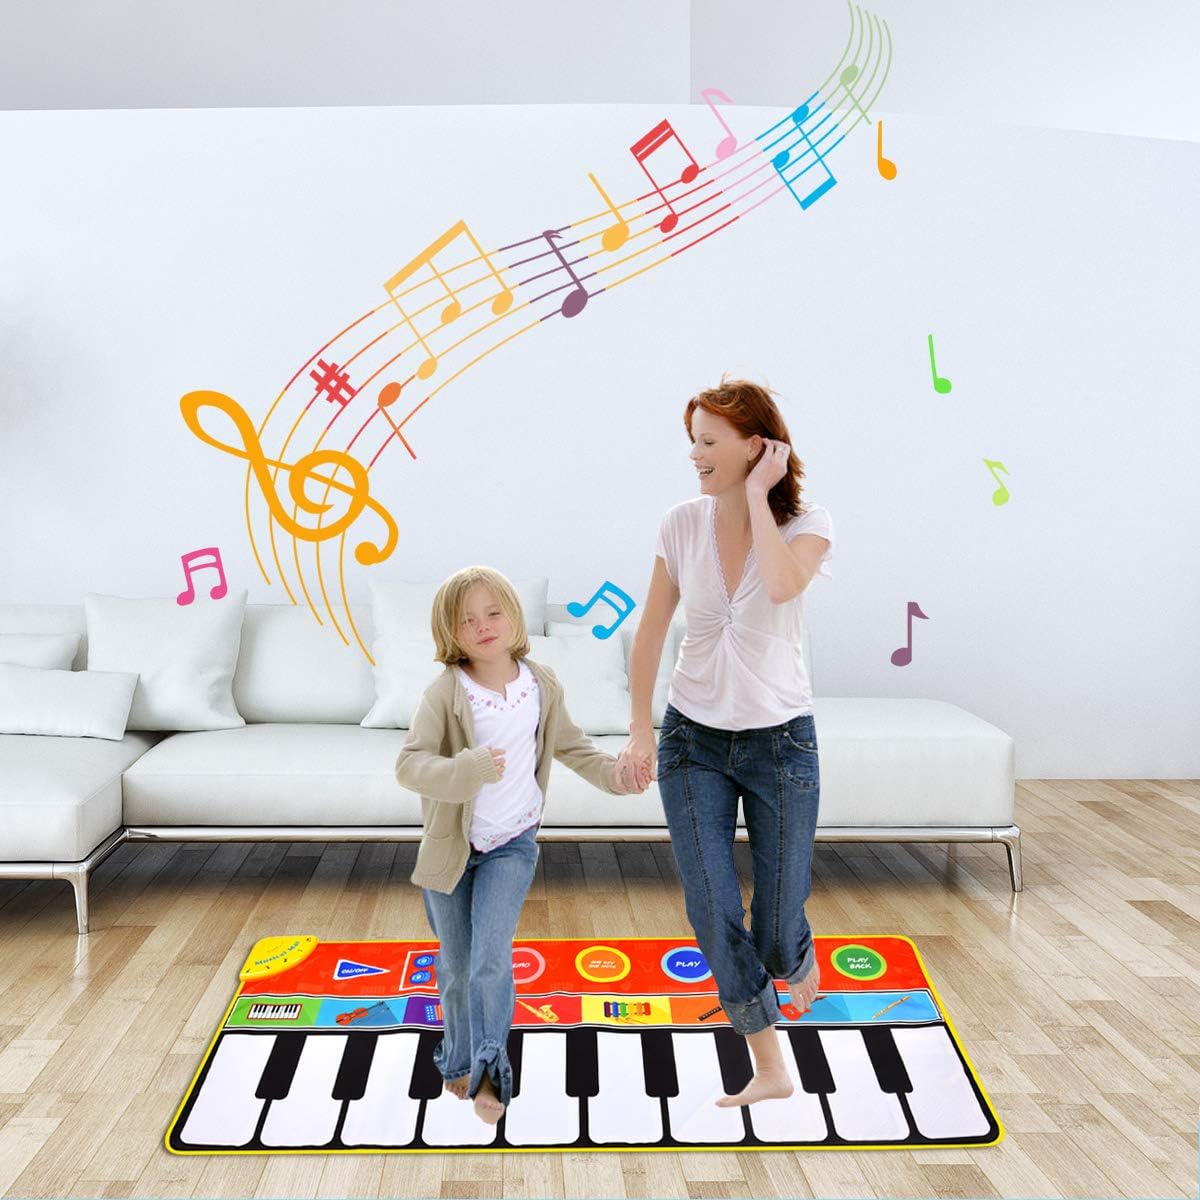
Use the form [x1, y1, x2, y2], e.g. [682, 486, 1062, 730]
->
[890, 601, 930, 666]
[701, 87, 738, 159]
[566, 580, 636, 639]
[629, 119, 700, 234]
[176, 546, 228, 606]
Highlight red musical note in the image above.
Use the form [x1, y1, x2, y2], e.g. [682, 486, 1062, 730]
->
[541, 229, 589, 318]
[700, 87, 739, 159]
[629, 119, 700, 234]
[176, 546, 228, 606]
[890, 601, 930, 667]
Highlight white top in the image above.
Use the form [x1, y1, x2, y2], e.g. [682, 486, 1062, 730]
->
[455, 658, 543, 852]
[655, 495, 834, 730]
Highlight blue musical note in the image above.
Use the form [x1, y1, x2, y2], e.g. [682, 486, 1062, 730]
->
[566, 580, 636, 640]
[771, 102, 837, 211]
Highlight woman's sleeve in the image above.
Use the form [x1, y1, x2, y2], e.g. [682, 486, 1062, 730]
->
[654, 509, 678, 585]
[786, 506, 835, 581]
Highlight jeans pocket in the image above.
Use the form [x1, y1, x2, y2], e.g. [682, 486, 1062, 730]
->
[656, 724, 689, 776]
[779, 730, 819, 788]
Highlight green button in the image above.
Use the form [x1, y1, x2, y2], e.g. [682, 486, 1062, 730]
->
[830, 943, 887, 980]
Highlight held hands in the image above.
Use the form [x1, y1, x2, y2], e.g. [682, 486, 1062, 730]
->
[613, 748, 649, 795]
[745, 437, 791, 497]
[615, 730, 657, 794]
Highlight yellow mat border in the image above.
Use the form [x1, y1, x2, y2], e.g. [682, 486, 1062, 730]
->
[164, 933, 1005, 1155]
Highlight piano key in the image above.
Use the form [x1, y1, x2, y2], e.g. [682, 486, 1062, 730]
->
[744, 1028, 828, 1144]
[260, 1033, 347, 1147]
[787, 1026, 835, 1094]
[892, 1025, 994, 1139]
[409, 1031, 445, 1101]
[341, 1032, 421, 1147]
[640, 1030, 678, 1098]
[712, 1027, 753, 1095]
[255, 1031, 304, 1099]
[820, 1029, 909, 1142]
[564, 1028, 599, 1100]
[861, 1025, 913, 1095]
[247, 1002, 301, 1021]
[589, 1031, 663, 1144]
[504, 1031, 579, 1146]
[178, 1032, 275, 1147]
[508, 1029, 524, 1099]
[666, 1030, 747, 1144]
[332, 1032, 377, 1102]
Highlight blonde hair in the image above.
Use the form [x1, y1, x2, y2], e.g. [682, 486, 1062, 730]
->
[430, 566, 530, 665]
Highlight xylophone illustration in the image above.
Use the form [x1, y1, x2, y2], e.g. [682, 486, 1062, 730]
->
[166, 935, 1002, 1154]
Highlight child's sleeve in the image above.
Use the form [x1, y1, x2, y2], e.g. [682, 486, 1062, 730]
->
[550, 683, 624, 796]
[394, 693, 500, 802]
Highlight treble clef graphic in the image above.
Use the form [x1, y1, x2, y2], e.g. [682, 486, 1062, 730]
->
[179, 390, 398, 565]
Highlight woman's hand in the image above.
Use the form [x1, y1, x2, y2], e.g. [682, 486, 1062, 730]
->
[619, 728, 658, 790]
[611, 755, 646, 795]
[745, 437, 791, 496]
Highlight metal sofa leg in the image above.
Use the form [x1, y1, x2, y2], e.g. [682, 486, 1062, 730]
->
[62, 865, 90, 934]
[998, 826, 1023, 892]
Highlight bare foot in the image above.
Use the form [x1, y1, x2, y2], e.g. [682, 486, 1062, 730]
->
[788, 956, 820, 1013]
[444, 1075, 469, 1100]
[715, 1067, 794, 1107]
[472, 1072, 505, 1124]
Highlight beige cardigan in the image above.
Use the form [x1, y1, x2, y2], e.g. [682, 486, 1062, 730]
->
[395, 657, 624, 893]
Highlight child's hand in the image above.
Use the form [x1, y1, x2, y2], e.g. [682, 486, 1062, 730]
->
[613, 752, 646, 795]
[488, 746, 506, 778]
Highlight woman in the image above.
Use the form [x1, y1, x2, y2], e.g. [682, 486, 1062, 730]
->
[616, 377, 833, 1108]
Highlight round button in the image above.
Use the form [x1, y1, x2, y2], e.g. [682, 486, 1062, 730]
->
[830, 944, 886, 980]
[414, 953, 435, 968]
[661, 946, 711, 983]
[409, 969, 432, 984]
[575, 944, 631, 984]
[512, 945, 546, 986]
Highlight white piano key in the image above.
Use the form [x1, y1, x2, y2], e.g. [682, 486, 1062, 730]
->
[892, 1025, 993, 1139]
[505, 1033, 579, 1146]
[341, 1032, 421, 1147]
[421, 1086, 499, 1147]
[260, 1033, 346, 1147]
[588, 1031, 663, 1144]
[821, 1029, 909, 1142]
[666, 1031, 748, 1144]
[744, 1029, 829, 1144]
[179, 1033, 275, 1147]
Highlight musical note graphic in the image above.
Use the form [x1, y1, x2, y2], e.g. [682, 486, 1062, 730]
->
[176, 546, 228, 606]
[876, 119, 897, 180]
[310, 360, 356, 406]
[566, 580, 636, 640]
[374, 382, 416, 458]
[541, 229, 589, 318]
[927, 334, 952, 394]
[839, 64, 873, 123]
[771, 103, 838, 210]
[701, 87, 739, 159]
[587, 172, 630, 252]
[383, 220, 515, 381]
[629, 119, 700, 234]
[890, 601, 930, 667]
[180, 390, 398, 565]
[983, 459, 1011, 506]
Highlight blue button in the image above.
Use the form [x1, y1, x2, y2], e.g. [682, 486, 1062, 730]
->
[409, 969, 432, 984]
[414, 954, 435, 967]
[661, 947, 712, 983]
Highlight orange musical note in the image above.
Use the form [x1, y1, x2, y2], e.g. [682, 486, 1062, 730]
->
[876, 119, 897, 180]
[179, 390, 398, 566]
[176, 546, 228, 606]
[587, 172, 630, 252]
[629, 119, 700, 234]
[383, 220, 514, 381]
[983, 459, 1011, 506]
[890, 601, 930, 667]
[700, 87, 738, 159]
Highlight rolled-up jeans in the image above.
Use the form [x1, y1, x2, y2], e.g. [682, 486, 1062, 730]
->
[421, 823, 539, 1105]
[655, 702, 820, 1036]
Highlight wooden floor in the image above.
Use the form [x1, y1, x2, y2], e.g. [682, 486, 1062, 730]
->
[1, 779, 1198, 1199]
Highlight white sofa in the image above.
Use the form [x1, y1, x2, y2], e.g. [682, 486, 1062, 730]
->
[0, 600, 1020, 934]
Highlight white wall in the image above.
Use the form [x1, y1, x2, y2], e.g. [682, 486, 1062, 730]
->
[3, 1, 1199, 142]
[1, 100, 1197, 779]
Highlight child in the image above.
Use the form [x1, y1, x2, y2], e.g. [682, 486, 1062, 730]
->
[394, 565, 647, 1125]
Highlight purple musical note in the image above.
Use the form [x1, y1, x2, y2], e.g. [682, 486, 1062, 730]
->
[890, 601, 930, 666]
[177, 546, 228, 606]
[542, 230, 589, 318]
[566, 580, 636, 639]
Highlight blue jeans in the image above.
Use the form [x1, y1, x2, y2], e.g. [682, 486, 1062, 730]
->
[656, 703, 820, 1036]
[421, 823, 539, 1106]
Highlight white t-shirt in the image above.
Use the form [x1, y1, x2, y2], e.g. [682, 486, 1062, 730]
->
[455, 658, 543, 852]
[654, 495, 834, 730]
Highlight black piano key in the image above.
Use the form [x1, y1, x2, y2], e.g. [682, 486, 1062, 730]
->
[332, 1032, 378, 1102]
[640, 1030, 678, 1098]
[507, 1029, 524, 1100]
[564, 1028, 599, 1098]
[409, 1031, 446, 1100]
[787, 1026, 836, 1094]
[255, 1032, 304, 1100]
[712, 1027, 753, 1096]
[861, 1026, 913, 1095]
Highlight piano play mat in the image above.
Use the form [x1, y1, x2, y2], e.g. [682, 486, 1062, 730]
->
[166, 934, 1002, 1154]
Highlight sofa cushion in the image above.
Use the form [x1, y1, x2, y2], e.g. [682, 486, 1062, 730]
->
[0, 606, 88, 669]
[122, 725, 419, 826]
[0, 731, 159, 860]
[0, 664, 138, 740]
[0, 633, 81, 670]
[528, 632, 629, 734]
